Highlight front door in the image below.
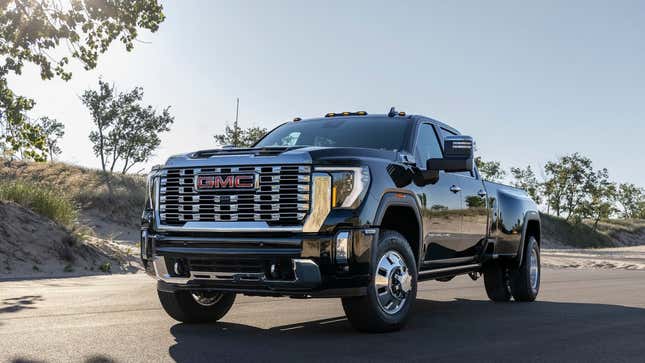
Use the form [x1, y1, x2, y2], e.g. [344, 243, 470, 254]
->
[436, 126, 488, 263]
[412, 123, 464, 266]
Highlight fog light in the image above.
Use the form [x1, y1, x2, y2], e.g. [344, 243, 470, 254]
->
[173, 260, 186, 276]
[335, 231, 350, 264]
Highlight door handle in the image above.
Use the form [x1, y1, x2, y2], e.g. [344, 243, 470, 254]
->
[449, 185, 462, 193]
[478, 190, 487, 198]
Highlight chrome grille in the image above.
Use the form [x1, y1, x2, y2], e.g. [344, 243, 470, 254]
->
[158, 165, 311, 225]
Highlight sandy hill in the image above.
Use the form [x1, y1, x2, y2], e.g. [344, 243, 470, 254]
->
[541, 214, 645, 249]
[0, 200, 136, 277]
[0, 159, 144, 278]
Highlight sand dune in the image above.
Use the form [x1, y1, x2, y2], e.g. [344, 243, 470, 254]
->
[542, 246, 645, 270]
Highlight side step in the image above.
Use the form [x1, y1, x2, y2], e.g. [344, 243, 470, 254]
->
[418, 263, 482, 281]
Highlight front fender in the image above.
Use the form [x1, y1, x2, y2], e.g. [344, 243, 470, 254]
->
[373, 190, 423, 268]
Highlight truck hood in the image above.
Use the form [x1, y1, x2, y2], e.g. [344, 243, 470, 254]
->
[162, 146, 398, 168]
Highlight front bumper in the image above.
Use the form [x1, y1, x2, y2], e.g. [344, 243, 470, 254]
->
[141, 229, 375, 297]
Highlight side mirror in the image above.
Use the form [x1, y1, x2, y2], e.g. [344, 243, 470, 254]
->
[427, 135, 474, 173]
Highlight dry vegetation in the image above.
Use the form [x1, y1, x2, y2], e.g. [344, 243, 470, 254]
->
[0, 158, 145, 227]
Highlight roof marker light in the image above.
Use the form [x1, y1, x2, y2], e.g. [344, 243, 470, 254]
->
[325, 111, 369, 117]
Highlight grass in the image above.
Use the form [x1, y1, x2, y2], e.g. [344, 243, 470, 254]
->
[0, 180, 78, 227]
[0, 158, 146, 226]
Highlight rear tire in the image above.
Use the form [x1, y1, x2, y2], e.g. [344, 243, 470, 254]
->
[510, 236, 540, 302]
[158, 289, 236, 323]
[483, 261, 511, 302]
[342, 230, 418, 333]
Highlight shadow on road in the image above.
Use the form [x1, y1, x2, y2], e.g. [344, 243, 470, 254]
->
[0, 295, 44, 314]
[168, 298, 645, 362]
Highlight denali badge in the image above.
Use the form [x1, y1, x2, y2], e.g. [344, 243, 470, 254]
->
[195, 174, 256, 191]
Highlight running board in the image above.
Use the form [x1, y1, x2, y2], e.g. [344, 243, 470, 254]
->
[418, 263, 481, 281]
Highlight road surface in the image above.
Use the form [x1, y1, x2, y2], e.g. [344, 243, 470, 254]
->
[1, 269, 644, 362]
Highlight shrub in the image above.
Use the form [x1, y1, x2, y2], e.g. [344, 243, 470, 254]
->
[99, 262, 112, 273]
[0, 181, 78, 227]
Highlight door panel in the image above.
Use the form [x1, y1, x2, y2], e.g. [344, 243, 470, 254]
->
[455, 174, 489, 259]
[420, 172, 463, 263]
[412, 123, 465, 264]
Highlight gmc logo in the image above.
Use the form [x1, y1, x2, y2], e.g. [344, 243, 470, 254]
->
[195, 174, 256, 190]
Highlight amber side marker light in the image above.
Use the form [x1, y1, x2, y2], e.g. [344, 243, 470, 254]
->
[325, 111, 369, 117]
[332, 186, 338, 207]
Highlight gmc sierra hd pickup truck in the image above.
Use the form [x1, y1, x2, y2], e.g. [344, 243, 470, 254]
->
[141, 108, 541, 332]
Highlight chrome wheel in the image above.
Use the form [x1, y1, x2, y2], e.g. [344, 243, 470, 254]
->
[529, 245, 539, 291]
[191, 291, 224, 306]
[374, 250, 412, 315]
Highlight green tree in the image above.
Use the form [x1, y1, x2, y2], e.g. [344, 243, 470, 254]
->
[0, 112, 46, 161]
[638, 201, 645, 219]
[214, 124, 267, 147]
[0, 0, 165, 160]
[616, 183, 645, 219]
[579, 168, 616, 230]
[475, 156, 506, 182]
[544, 153, 594, 221]
[510, 165, 542, 204]
[36, 117, 65, 161]
[81, 79, 173, 174]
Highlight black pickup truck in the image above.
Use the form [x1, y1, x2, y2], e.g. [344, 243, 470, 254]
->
[141, 108, 541, 332]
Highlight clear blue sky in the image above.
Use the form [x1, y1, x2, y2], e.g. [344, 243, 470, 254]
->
[10, 0, 645, 185]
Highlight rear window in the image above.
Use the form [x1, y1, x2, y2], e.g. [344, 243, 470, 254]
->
[256, 117, 412, 151]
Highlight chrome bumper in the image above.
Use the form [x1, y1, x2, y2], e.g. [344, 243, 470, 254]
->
[151, 256, 322, 289]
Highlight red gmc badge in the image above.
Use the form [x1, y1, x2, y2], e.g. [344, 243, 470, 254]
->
[195, 174, 256, 191]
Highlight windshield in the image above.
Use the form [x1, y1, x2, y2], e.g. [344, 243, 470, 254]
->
[255, 117, 412, 151]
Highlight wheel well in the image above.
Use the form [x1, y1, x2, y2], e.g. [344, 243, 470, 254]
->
[379, 206, 421, 263]
[525, 220, 540, 246]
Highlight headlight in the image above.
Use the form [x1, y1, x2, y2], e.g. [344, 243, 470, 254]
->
[316, 166, 370, 209]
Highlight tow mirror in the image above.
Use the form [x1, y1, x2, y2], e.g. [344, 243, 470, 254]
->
[427, 135, 474, 173]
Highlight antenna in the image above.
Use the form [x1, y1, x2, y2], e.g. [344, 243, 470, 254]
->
[388, 107, 397, 117]
[235, 97, 240, 127]
[233, 97, 240, 146]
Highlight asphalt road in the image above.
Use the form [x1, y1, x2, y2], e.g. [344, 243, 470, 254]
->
[1, 269, 644, 363]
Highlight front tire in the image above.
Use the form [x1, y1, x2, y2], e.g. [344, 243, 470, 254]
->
[158, 289, 236, 323]
[510, 236, 540, 302]
[342, 230, 418, 333]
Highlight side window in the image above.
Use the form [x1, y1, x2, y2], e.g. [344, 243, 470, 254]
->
[439, 127, 475, 178]
[414, 124, 443, 169]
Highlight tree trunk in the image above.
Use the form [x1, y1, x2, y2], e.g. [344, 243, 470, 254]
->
[97, 118, 107, 172]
